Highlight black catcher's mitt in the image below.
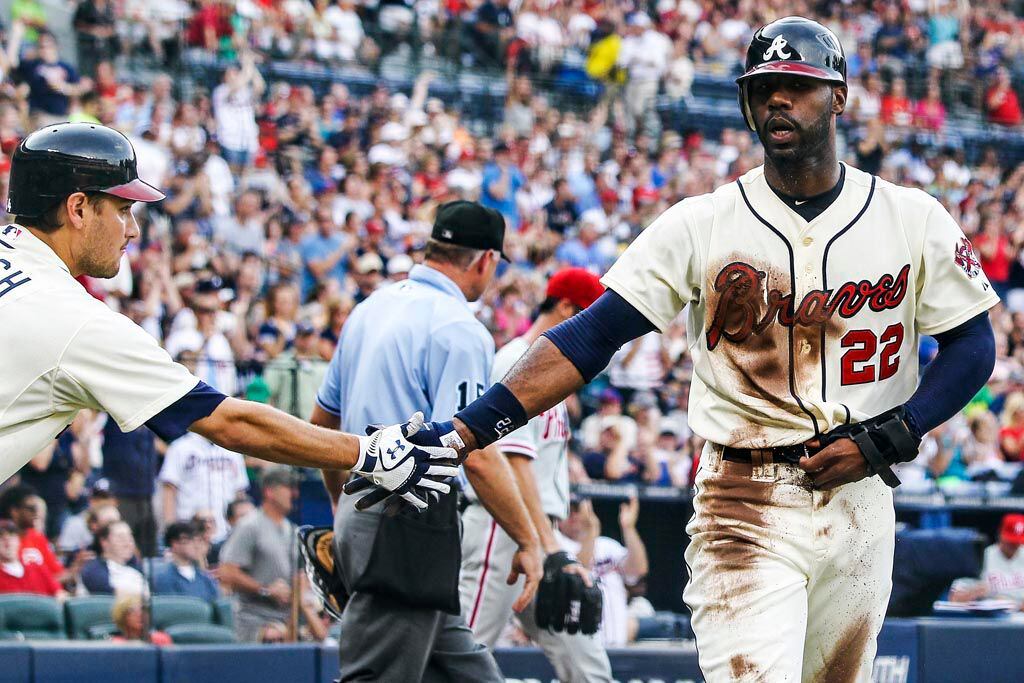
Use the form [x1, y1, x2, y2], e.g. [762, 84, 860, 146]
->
[534, 551, 602, 635]
[297, 525, 348, 620]
[818, 406, 921, 488]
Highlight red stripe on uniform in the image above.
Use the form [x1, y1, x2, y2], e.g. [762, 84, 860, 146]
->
[469, 520, 498, 628]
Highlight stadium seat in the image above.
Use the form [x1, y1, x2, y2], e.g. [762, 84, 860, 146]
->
[212, 597, 234, 630]
[150, 596, 213, 630]
[0, 594, 66, 640]
[64, 596, 116, 640]
[85, 623, 119, 640]
[164, 623, 237, 644]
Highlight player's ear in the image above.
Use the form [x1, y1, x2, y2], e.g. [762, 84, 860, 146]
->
[832, 85, 848, 116]
[63, 192, 89, 231]
[556, 298, 577, 320]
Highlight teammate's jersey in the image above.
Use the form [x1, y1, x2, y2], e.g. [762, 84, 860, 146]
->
[490, 336, 571, 520]
[0, 225, 198, 480]
[602, 163, 1000, 448]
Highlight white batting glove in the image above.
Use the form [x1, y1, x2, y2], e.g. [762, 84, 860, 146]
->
[350, 412, 459, 511]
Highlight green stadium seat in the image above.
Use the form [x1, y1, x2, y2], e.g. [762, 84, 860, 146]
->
[64, 596, 116, 640]
[0, 594, 65, 640]
[212, 597, 234, 629]
[164, 623, 237, 644]
[150, 596, 213, 630]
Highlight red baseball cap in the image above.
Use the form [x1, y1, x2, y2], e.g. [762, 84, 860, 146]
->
[1001, 514, 1024, 544]
[546, 268, 604, 310]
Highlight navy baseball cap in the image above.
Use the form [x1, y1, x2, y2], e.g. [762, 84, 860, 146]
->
[431, 200, 509, 261]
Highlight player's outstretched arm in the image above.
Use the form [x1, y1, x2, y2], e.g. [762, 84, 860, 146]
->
[191, 399, 458, 510]
[453, 336, 587, 451]
[453, 290, 657, 453]
[192, 398, 362, 469]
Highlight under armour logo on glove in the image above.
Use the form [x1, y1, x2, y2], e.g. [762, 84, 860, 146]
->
[763, 35, 792, 60]
[349, 412, 460, 512]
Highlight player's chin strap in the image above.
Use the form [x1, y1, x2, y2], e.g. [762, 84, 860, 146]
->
[820, 406, 922, 488]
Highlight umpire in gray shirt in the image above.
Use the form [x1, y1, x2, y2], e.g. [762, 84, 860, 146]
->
[311, 201, 542, 681]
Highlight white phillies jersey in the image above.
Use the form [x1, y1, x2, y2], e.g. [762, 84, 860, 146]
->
[0, 225, 198, 481]
[602, 163, 1000, 448]
[981, 543, 1024, 604]
[492, 336, 572, 520]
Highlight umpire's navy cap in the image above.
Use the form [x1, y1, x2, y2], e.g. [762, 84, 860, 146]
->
[431, 200, 509, 261]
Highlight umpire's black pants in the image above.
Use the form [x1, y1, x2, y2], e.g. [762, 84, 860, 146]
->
[333, 497, 503, 682]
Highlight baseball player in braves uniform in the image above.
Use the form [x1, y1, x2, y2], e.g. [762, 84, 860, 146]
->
[459, 267, 612, 683]
[0, 122, 456, 510]
[369, 16, 1000, 682]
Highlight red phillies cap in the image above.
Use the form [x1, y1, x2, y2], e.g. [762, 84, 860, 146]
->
[546, 267, 604, 310]
[1001, 514, 1024, 544]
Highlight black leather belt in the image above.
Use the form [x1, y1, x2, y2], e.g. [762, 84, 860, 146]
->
[721, 444, 812, 466]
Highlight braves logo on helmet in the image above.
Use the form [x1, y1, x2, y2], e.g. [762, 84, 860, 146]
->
[762, 35, 792, 61]
[954, 237, 981, 279]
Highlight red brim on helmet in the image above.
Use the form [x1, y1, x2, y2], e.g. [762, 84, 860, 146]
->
[102, 178, 165, 203]
[736, 60, 843, 84]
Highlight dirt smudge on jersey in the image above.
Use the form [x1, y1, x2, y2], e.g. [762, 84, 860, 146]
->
[706, 258, 802, 413]
[730, 655, 761, 680]
[813, 618, 872, 683]
[816, 523, 833, 540]
[793, 318, 826, 394]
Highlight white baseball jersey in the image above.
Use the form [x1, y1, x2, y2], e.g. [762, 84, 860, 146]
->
[602, 163, 1000, 447]
[158, 432, 250, 542]
[0, 225, 198, 481]
[981, 544, 1024, 605]
[490, 336, 572, 519]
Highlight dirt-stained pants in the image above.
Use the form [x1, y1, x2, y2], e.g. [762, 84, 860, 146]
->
[683, 443, 894, 683]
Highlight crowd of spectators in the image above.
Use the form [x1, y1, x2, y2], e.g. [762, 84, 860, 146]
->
[2, 0, 1024, 646]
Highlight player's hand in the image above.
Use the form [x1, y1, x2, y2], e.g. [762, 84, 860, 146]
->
[509, 544, 543, 613]
[798, 438, 871, 490]
[348, 412, 460, 511]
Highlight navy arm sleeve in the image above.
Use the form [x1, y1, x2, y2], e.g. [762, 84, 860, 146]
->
[903, 311, 995, 437]
[541, 289, 658, 383]
[144, 380, 228, 443]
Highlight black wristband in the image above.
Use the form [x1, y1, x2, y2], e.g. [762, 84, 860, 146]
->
[455, 382, 529, 449]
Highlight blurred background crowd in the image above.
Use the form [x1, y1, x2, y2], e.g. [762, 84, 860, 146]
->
[1, 0, 1024, 647]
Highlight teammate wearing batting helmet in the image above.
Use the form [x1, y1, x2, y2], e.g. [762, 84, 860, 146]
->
[0, 123, 457, 509]
[367, 15, 999, 682]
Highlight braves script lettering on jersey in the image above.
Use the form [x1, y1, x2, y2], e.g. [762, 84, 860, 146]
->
[600, 163, 999, 681]
[0, 226, 198, 482]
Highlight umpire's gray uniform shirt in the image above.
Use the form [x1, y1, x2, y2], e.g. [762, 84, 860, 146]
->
[316, 264, 501, 682]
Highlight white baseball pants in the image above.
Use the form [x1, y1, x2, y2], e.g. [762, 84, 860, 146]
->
[460, 503, 613, 683]
[683, 443, 895, 682]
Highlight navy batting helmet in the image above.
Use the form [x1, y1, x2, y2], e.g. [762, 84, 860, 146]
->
[8, 123, 164, 217]
[736, 16, 847, 131]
